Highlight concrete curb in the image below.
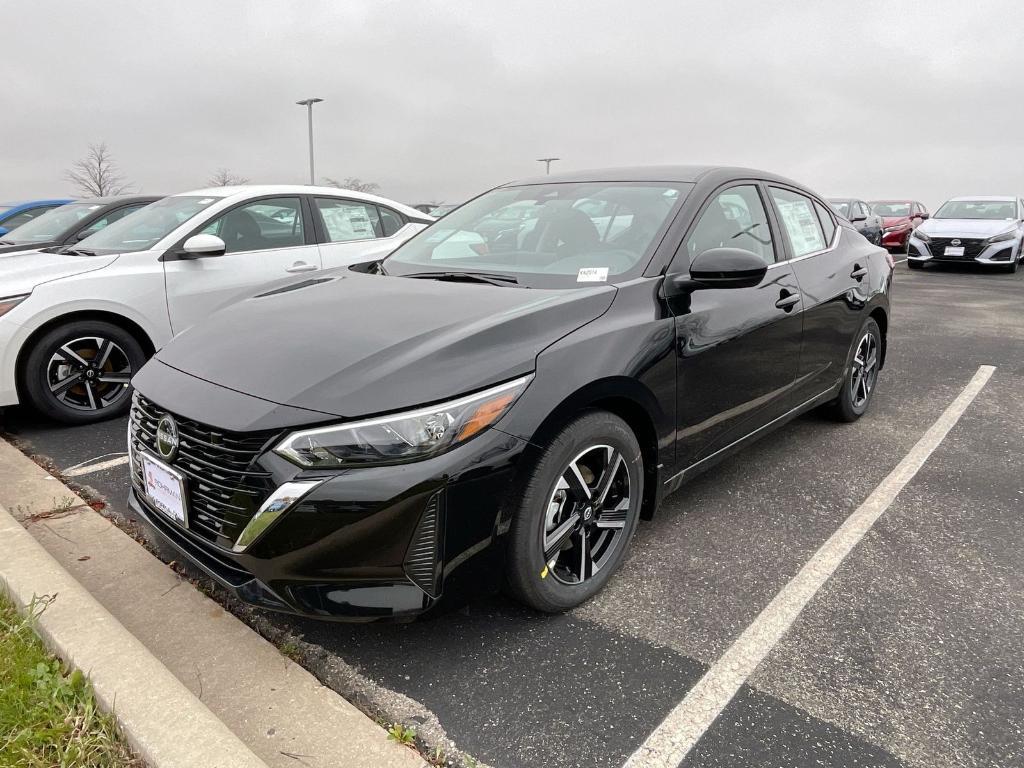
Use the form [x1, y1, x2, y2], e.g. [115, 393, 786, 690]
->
[0, 502, 270, 768]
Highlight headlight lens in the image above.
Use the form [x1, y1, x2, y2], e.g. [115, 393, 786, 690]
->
[985, 229, 1016, 244]
[275, 375, 532, 468]
[912, 229, 930, 242]
[0, 294, 28, 318]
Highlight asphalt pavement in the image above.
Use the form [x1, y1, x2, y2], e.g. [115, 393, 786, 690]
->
[4, 259, 1022, 768]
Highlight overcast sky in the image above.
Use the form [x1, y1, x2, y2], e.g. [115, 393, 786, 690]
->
[2, 0, 1020, 210]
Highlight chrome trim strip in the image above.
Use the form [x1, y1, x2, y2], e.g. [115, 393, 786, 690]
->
[232, 479, 324, 553]
[766, 226, 842, 270]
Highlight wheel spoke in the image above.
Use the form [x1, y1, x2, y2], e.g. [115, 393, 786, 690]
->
[563, 461, 592, 502]
[544, 512, 580, 562]
[95, 338, 114, 368]
[49, 372, 83, 396]
[593, 449, 623, 508]
[58, 345, 90, 367]
[97, 372, 131, 384]
[579, 528, 593, 581]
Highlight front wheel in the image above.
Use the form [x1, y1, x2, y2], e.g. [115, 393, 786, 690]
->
[827, 317, 882, 423]
[22, 320, 146, 424]
[505, 411, 643, 613]
[1005, 257, 1019, 274]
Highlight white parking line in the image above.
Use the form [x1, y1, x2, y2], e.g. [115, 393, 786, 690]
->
[623, 365, 996, 768]
[63, 454, 130, 477]
[894, 257, 908, 264]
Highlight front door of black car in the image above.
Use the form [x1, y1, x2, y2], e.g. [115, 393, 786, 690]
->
[669, 183, 804, 472]
[768, 187, 865, 398]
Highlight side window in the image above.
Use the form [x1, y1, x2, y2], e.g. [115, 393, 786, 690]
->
[77, 204, 146, 239]
[769, 187, 826, 257]
[314, 198, 383, 242]
[813, 200, 836, 244]
[686, 184, 776, 265]
[378, 207, 406, 237]
[201, 197, 304, 254]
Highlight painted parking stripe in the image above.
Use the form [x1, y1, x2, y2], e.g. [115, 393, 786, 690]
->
[63, 454, 130, 477]
[624, 365, 996, 768]
[894, 257, 908, 264]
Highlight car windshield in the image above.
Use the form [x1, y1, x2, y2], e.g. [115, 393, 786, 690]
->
[934, 200, 1018, 220]
[76, 195, 221, 254]
[830, 201, 850, 217]
[5, 202, 104, 243]
[385, 182, 692, 288]
[871, 202, 911, 217]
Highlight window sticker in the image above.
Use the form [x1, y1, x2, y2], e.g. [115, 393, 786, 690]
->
[577, 267, 609, 282]
[777, 199, 825, 255]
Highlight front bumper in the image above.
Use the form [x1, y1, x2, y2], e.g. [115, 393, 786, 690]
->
[908, 236, 1020, 265]
[881, 227, 911, 248]
[128, 413, 528, 621]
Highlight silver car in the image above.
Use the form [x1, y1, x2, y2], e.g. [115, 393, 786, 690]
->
[908, 196, 1024, 273]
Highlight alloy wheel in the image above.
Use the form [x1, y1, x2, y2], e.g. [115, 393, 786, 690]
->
[542, 444, 631, 585]
[46, 336, 133, 412]
[850, 331, 879, 409]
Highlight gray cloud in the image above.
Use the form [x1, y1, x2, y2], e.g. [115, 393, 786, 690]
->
[2, 0, 1021, 210]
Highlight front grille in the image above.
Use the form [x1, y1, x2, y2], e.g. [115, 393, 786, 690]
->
[928, 237, 986, 260]
[404, 493, 443, 597]
[129, 394, 280, 547]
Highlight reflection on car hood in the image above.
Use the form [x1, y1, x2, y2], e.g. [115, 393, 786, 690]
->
[154, 269, 616, 418]
[917, 218, 1017, 238]
[0, 250, 119, 295]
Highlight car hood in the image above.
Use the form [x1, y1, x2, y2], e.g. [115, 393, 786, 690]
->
[916, 218, 1017, 238]
[0, 250, 118, 295]
[881, 216, 911, 228]
[154, 270, 616, 419]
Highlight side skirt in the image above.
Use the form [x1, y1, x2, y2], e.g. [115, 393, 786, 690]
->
[660, 383, 842, 497]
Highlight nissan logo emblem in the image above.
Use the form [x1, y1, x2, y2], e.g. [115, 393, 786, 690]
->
[951, 239, 961, 246]
[155, 415, 180, 461]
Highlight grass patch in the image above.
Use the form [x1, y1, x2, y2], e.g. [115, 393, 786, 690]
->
[0, 593, 140, 767]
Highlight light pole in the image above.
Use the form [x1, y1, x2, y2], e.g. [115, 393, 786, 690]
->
[537, 157, 560, 175]
[296, 98, 324, 184]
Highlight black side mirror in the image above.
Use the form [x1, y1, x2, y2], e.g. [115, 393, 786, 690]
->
[666, 247, 768, 294]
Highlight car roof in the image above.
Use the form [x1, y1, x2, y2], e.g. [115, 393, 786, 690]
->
[73, 194, 163, 206]
[0, 198, 75, 210]
[868, 199, 918, 203]
[170, 185, 428, 219]
[503, 165, 811, 189]
[945, 195, 1018, 202]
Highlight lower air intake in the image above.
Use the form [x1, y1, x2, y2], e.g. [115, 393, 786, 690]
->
[404, 493, 443, 598]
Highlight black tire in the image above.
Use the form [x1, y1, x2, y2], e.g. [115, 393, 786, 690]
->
[22, 320, 146, 424]
[1005, 257, 1019, 274]
[505, 411, 643, 613]
[908, 259, 923, 270]
[827, 317, 882, 423]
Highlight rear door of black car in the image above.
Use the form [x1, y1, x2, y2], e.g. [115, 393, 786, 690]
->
[668, 181, 804, 471]
[768, 186, 865, 399]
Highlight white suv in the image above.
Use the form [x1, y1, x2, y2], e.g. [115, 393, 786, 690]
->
[0, 185, 431, 423]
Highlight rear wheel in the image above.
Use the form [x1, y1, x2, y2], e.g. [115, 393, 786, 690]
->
[505, 411, 643, 613]
[827, 317, 882, 423]
[22, 320, 145, 424]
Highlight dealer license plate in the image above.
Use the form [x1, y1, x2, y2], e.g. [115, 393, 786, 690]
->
[944, 246, 965, 257]
[141, 453, 187, 527]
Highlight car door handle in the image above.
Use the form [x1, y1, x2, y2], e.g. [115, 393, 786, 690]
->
[775, 290, 800, 311]
[285, 261, 318, 273]
[851, 264, 868, 280]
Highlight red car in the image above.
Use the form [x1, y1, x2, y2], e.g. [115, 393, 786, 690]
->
[869, 200, 929, 251]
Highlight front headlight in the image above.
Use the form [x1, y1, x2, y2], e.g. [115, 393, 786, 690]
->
[985, 229, 1017, 245]
[912, 230, 930, 242]
[0, 294, 29, 318]
[274, 375, 532, 468]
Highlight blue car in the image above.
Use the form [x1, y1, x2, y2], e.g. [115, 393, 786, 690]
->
[0, 199, 74, 236]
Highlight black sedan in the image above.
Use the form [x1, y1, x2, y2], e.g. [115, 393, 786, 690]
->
[127, 166, 893, 620]
[0, 195, 160, 257]
[829, 198, 884, 245]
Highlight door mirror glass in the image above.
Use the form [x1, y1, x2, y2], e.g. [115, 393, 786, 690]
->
[673, 247, 768, 291]
[182, 233, 226, 257]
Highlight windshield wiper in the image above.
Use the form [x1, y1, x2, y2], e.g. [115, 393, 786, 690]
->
[63, 247, 97, 257]
[402, 270, 519, 287]
[0, 240, 16, 246]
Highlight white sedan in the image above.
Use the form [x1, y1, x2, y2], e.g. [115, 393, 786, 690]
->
[0, 185, 432, 423]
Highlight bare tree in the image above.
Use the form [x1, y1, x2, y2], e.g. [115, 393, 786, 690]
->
[208, 168, 250, 186]
[65, 142, 131, 197]
[322, 176, 380, 194]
